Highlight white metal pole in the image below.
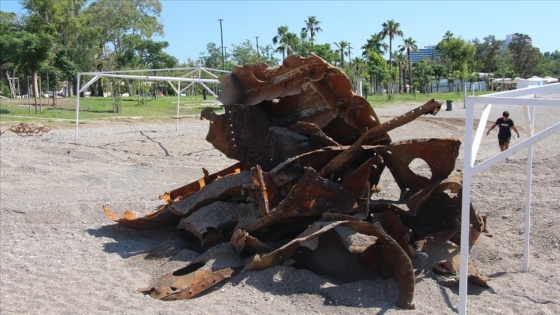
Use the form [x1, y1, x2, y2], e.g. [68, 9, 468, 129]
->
[523, 105, 535, 272]
[471, 103, 493, 162]
[463, 82, 467, 109]
[357, 79, 363, 96]
[27, 76, 31, 112]
[74, 74, 81, 140]
[176, 81, 180, 131]
[459, 96, 474, 315]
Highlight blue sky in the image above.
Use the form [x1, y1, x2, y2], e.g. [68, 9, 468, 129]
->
[1, 0, 558, 63]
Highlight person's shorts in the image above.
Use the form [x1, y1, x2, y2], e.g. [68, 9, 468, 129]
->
[498, 135, 511, 146]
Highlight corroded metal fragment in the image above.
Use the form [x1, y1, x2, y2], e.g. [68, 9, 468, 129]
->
[138, 263, 236, 301]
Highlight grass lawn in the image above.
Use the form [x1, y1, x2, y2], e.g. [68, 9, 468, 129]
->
[364, 90, 491, 107]
[0, 95, 222, 124]
[1, 90, 491, 124]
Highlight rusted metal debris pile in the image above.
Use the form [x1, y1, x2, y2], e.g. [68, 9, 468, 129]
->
[103, 54, 489, 309]
[0, 123, 50, 136]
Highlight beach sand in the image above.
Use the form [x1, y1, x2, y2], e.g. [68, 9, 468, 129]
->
[1, 102, 559, 314]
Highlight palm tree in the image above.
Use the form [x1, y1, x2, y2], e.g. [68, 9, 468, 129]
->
[301, 16, 322, 48]
[347, 43, 353, 66]
[362, 32, 388, 57]
[334, 40, 349, 68]
[381, 19, 404, 97]
[272, 26, 289, 59]
[283, 32, 300, 56]
[394, 51, 407, 93]
[444, 30, 453, 42]
[381, 19, 404, 66]
[399, 37, 418, 93]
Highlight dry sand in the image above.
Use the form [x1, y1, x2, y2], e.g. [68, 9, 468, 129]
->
[1, 102, 559, 314]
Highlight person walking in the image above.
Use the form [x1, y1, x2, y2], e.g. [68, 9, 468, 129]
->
[486, 111, 520, 151]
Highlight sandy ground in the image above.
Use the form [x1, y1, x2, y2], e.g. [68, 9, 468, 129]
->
[1, 101, 559, 314]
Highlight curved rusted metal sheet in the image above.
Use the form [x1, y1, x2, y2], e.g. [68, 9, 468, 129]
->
[382, 138, 461, 197]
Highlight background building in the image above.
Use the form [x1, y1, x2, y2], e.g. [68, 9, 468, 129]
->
[410, 45, 441, 63]
[500, 34, 532, 51]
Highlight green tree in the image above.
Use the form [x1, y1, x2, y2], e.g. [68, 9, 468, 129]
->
[399, 37, 417, 92]
[508, 33, 540, 78]
[437, 37, 475, 93]
[439, 30, 454, 73]
[84, 0, 164, 96]
[366, 50, 389, 95]
[535, 50, 560, 77]
[0, 12, 22, 98]
[393, 51, 406, 93]
[283, 32, 300, 56]
[258, 44, 280, 66]
[301, 16, 322, 48]
[230, 39, 259, 65]
[473, 35, 504, 74]
[334, 40, 349, 68]
[429, 61, 446, 92]
[18, 0, 62, 110]
[412, 58, 434, 93]
[380, 19, 403, 97]
[200, 42, 223, 69]
[311, 43, 337, 64]
[272, 25, 289, 59]
[362, 32, 387, 57]
[443, 30, 454, 42]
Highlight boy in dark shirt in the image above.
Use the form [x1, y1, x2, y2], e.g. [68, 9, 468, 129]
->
[486, 111, 520, 151]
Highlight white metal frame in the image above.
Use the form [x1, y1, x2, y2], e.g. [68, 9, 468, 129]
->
[459, 83, 560, 314]
[74, 66, 230, 139]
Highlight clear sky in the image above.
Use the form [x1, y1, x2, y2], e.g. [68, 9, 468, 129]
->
[1, 0, 558, 63]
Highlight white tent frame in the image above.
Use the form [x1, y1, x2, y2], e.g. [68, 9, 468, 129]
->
[459, 83, 560, 314]
[74, 65, 230, 139]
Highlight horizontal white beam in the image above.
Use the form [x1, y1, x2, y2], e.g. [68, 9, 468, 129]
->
[80, 66, 231, 75]
[81, 73, 220, 83]
[468, 96, 560, 107]
[472, 83, 560, 99]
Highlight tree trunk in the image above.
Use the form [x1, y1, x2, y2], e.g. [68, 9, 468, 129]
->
[32, 70, 39, 113]
[95, 63, 104, 97]
[407, 53, 413, 94]
[2, 64, 17, 98]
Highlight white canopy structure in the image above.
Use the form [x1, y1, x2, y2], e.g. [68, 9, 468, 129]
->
[459, 83, 560, 314]
[74, 65, 230, 139]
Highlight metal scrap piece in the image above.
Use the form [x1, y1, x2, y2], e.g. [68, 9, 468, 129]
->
[415, 236, 489, 288]
[382, 138, 461, 197]
[103, 204, 181, 230]
[245, 220, 415, 309]
[102, 163, 248, 229]
[171, 171, 253, 216]
[138, 263, 236, 301]
[218, 54, 328, 106]
[176, 201, 259, 248]
[160, 162, 248, 204]
[319, 99, 442, 178]
[5, 123, 51, 136]
[242, 167, 357, 233]
[251, 165, 270, 216]
[406, 175, 484, 243]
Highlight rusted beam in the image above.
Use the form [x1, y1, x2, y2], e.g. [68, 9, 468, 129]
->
[319, 99, 443, 178]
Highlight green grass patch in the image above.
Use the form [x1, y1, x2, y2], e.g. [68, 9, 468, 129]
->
[365, 90, 492, 107]
[0, 95, 223, 123]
